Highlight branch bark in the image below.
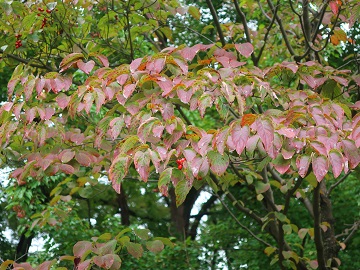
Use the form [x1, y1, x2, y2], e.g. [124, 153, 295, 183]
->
[205, 0, 226, 47]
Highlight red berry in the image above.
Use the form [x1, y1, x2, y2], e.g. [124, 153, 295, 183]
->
[178, 164, 183, 170]
[38, 7, 44, 12]
[37, 13, 41, 16]
[46, 9, 52, 13]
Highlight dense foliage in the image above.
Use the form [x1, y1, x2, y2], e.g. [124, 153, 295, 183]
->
[0, 0, 359, 269]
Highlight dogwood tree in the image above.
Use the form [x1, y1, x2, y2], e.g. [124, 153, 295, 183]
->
[0, 0, 359, 269]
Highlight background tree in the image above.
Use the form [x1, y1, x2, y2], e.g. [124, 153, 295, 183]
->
[0, 0, 360, 269]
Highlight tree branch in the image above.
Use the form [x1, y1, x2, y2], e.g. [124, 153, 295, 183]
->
[233, 0, 257, 64]
[0, 50, 55, 71]
[205, 0, 226, 47]
[326, 172, 352, 196]
[214, 190, 275, 247]
[266, 0, 296, 56]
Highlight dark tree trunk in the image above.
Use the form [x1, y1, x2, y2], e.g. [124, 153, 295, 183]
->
[117, 185, 130, 226]
[16, 230, 34, 262]
[169, 187, 200, 239]
[320, 182, 339, 267]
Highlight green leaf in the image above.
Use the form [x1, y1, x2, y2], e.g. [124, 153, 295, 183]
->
[283, 224, 292, 234]
[158, 168, 172, 196]
[78, 186, 93, 199]
[175, 179, 192, 207]
[188, 6, 201, 20]
[208, 151, 229, 176]
[109, 155, 131, 194]
[254, 181, 270, 194]
[134, 229, 150, 240]
[125, 242, 143, 259]
[146, 240, 164, 253]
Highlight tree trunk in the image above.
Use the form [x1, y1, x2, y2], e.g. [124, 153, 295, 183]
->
[320, 182, 339, 267]
[15, 230, 34, 262]
[169, 187, 200, 239]
[117, 185, 130, 226]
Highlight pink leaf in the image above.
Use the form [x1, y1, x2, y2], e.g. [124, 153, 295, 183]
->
[109, 155, 131, 194]
[312, 155, 329, 182]
[208, 151, 229, 176]
[302, 74, 317, 88]
[75, 152, 92, 166]
[130, 58, 143, 73]
[329, 150, 344, 178]
[73, 241, 92, 257]
[342, 139, 360, 168]
[116, 74, 128, 85]
[134, 150, 151, 182]
[59, 150, 75, 163]
[123, 84, 136, 99]
[235, 43, 254, 58]
[231, 124, 249, 155]
[329, 1, 339, 15]
[296, 155, 311, 178]
[77, 60, 95, 74]
[180, 46, 198, 61]
[59, 164, 75, 174]
[256, 118, 274, 153]
[56, 93, 70, 109]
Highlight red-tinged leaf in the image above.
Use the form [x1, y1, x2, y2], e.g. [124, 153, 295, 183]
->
[180, 46, 198, 61]
[109, 155, 131, 194]
[24, 78, 36, 101]
[277, 127, 296, 138]
[73, 241, 92, 258]
[77, 259, 91, 270]
[146, 240, 164, 253]
[59, 164, 75, 174]
[60, 53, 84, 72]
[123, 83, 136, 99]
[273, 162, 291, 174]
[298, 228, 308, 240]
[75, 152, 92, 167]
[235, 43, 254, 58]
[109, 117, 125, 140]
[256, 118, 274, 153]
[309, 260, 319, 270]
[245, 135, 260, 156]
[8, 78, 19, 97]
[158, 168, 172, 196]
[1, 102, 13, 112]
[301, 74, 317, 89]
[26, 108, 36, 123]
[329, 1, 339, 15]
[331, 75, 348, 86]
[130, 58, 143, 73]
[197, 134, 213, 156]
[175, 179, 192, 206]
[312, 155, 329, 182]
[231, 124, 249, 155]
[164, 130, 183, 149]
[341, 139, 360, 168]
[281, 61, 298, 73]
[92, 53, 109, 67]
[214, 127, 229, 155]
[310, 141, 328, 156]
[134, 150, 151, 182]
[44, 107, 55, 120]
[56, 93, 71, 109]
[116, 74, 129, 85]
[36, 260, 56, 270]
[208, 150, 229, 176]
[98, 239, 117, 255]
[198, 93, 213, 117]
[329, 150, 344, 178]
[241, 114, 257, 127]
[13, 263, 33, 270]
[60, 150, 75, 163]
[125, 242, 143, 259]
[296, 155, 311, 178]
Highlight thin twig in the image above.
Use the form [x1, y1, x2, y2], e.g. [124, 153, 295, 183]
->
[326, 171, 352, 196]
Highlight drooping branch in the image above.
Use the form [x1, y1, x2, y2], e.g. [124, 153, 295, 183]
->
[266, 0, 296, 56]
[233, 0, 257, 64]
[0, 50, 55, 71]
[205, 0, 226, 47]
[214, 190, 275, 248]
[189, 194, 218, 240]
[326, 172, 352, 196]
